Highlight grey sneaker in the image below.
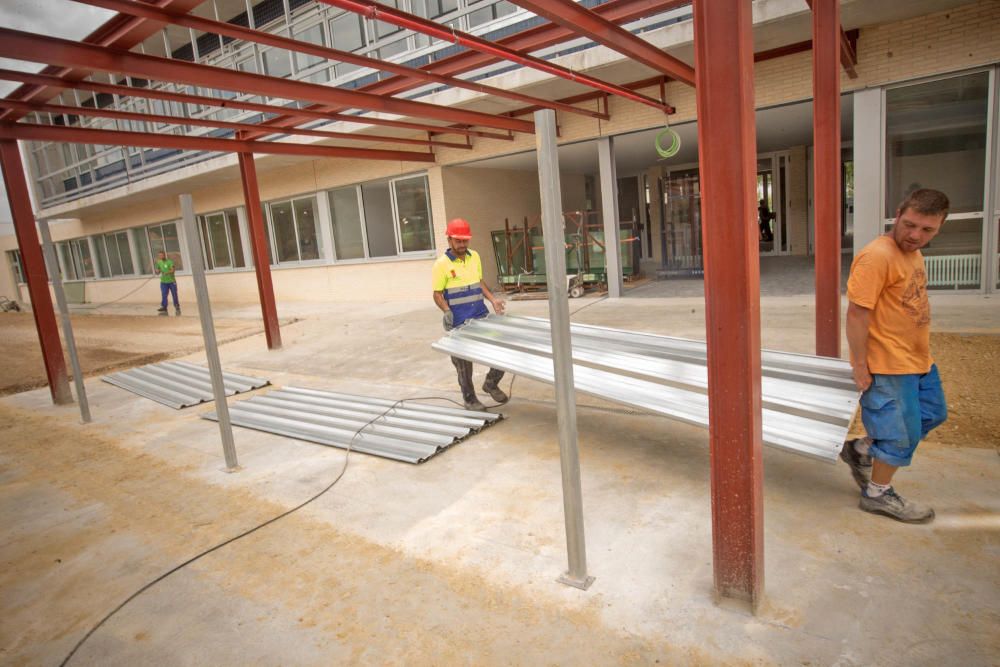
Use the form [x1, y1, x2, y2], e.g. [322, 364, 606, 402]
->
[859, 487, 935, 524]
[482, 382, 508, 404]
[840, 438, 873, 490]
[464, 398, 486, 411]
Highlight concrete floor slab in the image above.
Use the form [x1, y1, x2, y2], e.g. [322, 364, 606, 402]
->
[2, 294, 998, 665]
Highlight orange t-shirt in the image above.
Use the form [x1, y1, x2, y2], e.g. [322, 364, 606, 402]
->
[847, 235, 932, 374]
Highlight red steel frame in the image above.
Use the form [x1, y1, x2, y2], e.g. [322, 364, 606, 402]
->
[0, 141, 73, 404]
[0, 123, 436, 162]
[692, 0, 764, 604]
[0, 0, 209, 122]
[506, 0, 695, 85]
[251, 0, 688, 138]
[238, 152, 283, 350]
[0, 68, 511, 141]
[0, 28, 535, 135]
[0, 99, 472, 151]
[0, 0, 850, 606]
[72, 0, 609, 122]
[317, 0, 673, 113]
[812, 0, 842, 358]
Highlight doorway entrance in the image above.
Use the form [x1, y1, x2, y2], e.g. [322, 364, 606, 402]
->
[757, 152, 790, 256]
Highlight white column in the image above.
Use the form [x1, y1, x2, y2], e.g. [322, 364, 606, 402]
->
[598, 136, 623, 298]
[852, 88, 883, 255]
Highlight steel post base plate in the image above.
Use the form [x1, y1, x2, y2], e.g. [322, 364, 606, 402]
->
[557, 572, 595, 590]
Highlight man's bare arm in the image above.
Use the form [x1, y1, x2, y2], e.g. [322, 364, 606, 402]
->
[846, 301, 873, 391]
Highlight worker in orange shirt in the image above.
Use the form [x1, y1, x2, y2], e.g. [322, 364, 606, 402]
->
[840, 189, 949, 523]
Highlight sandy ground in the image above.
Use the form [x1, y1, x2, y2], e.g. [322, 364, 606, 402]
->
[0, 312, 272, 396]
[1, 295, 998, 665]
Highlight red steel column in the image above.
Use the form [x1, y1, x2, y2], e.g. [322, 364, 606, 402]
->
[813, 0, 842, 357]
[0, 140, 72, 404]
[692, 0, 764, 605]
[237, 152, 282, 350]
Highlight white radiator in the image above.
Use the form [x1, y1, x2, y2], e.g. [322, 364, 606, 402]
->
[925, 254, 980, 289]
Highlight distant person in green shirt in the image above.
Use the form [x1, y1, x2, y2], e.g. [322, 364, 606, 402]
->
[154, 251, 180, 315]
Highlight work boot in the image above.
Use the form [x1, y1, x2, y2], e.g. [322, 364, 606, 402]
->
[464, 398, 487, 411]
[859, 487, 935, 524]
[175, 307, 182, 316]
[482, 381, 508, 404]
[157, 306, 167, 313]
[840, 437, 873, 490]
[452, 357, 483, 410]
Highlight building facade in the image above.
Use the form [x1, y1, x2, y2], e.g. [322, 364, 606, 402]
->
[2, 0, 998, 306]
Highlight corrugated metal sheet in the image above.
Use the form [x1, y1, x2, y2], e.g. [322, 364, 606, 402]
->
[203, 386, 503, 464]
[102, 360, 270, 409]
[433, 315, 859, 462]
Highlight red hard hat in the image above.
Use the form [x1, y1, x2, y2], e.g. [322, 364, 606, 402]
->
[446, 218, 472, 240]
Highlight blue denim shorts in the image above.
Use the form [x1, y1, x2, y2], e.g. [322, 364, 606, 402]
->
[859, 364, 947, 467]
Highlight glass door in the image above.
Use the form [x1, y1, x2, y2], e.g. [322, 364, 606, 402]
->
[884, 70, 990, 291]
[757, 152, 790, 256]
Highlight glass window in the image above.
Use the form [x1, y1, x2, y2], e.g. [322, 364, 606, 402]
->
[270, 200, 299, 262]
[885, 72, 989, 217]
[145, 222, 184, 270]
[374, 0, 401, 38]
[227, 210, 246, 268]
[58, 239, 96, 280]
[261, 48, 293, 78]
[294, 198, 320, 260]
[292, 24, 326, 72]
[329, 13, 365, 52]
[328, 186, 366, 260]
[7, 250, 25, 283]
[95, 236, 111, 277]
[361, 181, 397, 257]
[393, 175, 434, 253]
[114, 231, 134, 275]
[266, 197, 321, 263]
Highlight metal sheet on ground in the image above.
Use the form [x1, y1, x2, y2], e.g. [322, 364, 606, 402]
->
[203, 387, 503, 464]
[433, 315, 860, 462]
[102, 360, 270, 409]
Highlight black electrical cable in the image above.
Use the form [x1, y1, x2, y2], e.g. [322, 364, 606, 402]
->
[59, 392, 499, 666]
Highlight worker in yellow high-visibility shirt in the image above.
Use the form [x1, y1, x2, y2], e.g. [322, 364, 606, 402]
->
[432, 218, 508, 410]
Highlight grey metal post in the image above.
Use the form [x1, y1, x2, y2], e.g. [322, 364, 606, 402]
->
[37, 219, 91, 423]
[598, 136, 623, 298]
[180, 194, 240, 471]
[534, 109, 593, 590]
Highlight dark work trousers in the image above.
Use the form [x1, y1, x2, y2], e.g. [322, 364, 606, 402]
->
[451, 356, 504, 404]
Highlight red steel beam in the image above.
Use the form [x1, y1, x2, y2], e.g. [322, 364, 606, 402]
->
[0, 28, 534, 134]
[250, 0, 688, 139]
[812, 0, 842, 358]
[0, 0, 208, 121]
[71, 0, 607, 122]
[238, 153, 282, 351]
[804, 0, 857, 78]
[0, 99, 471, 150]
[0, 141, 73, 405]
[0, 123, 436, 162]
[506, 0, 695, 85]
[692, 0, 764, 605]
[317, 0, 672, 113]
[0, 68, 511, 141]
[505, 75, 671, 118]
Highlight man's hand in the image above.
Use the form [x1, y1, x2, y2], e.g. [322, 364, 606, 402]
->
[852, 364, 872, 392]
[442, 310, 454, 330]
[490, 298, 506, 315]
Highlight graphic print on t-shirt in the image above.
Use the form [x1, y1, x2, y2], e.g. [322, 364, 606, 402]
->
[901, 267, 930, 327]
